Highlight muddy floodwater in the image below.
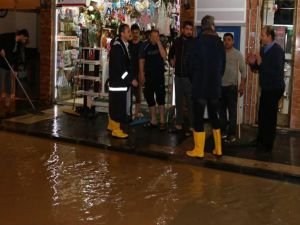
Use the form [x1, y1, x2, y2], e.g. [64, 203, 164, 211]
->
[0, 131, 300, 225]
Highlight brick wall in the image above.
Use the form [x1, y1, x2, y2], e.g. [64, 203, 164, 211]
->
[39, 0, 53, 104]
[243, 0, 262, 125]
[290, 6, 300, 129]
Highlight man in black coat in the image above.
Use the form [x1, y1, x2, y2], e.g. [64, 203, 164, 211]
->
[186, 15, 226, 158]
[107, 24, 138, 138]
[168, 20, 194, 135]
[0, 29, 29, 106]
[248, 26, 285, 151]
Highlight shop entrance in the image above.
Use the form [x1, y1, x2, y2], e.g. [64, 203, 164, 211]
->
[261, 0, 295, 127]
[53, 0, 181, 117]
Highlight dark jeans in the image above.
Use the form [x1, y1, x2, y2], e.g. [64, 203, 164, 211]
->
[257, 88, 284, 149]
[193, 98, 220, 132]
[0, 68, 12, 94]
[175, 76, 193, 127]
[220, 85, 238, 136]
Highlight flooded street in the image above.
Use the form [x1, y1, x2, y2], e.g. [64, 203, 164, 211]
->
[0, 131, 300, 225]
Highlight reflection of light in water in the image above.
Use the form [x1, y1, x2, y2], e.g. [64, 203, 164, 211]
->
[52, 119, 59, 137]
[45, 143, 60, 206]
[54, 105, 58, 117]
[52, 105, 59, 137]
[144, 165, 179, 225]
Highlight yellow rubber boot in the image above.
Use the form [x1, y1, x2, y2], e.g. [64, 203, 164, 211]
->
[107, 116, 113, 131]
[111, 120, 128, 139]
[186, 132, 205, 158]
[212, 129, 222, 156]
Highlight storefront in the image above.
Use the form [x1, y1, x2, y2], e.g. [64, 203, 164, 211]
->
[53, 0, 180, 113]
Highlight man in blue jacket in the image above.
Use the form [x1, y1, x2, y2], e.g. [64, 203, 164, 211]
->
[248, 26, 285, 151]
[186, 15, 226, 158]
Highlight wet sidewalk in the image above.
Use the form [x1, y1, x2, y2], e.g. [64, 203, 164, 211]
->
[1, 105, 300, 183]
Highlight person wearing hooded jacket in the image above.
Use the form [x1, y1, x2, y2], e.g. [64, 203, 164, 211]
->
[186, 15, 226, 158]
[107, 24, 138, 138]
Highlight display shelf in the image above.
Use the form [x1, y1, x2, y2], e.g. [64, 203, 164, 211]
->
[76, 90, 101, 97]
[57, 35, 79, 42]
[74, 75, 100, 81]
[82, 47, 102, 50]
[76, 59, 101, 65]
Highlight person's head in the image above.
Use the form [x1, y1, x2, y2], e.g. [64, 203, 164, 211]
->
[223, 33, 234, 50]
[16, 29, 29, 44]
[150, 29, 159, 44]
[201, 15, 215, 32]
[182, 21, 193, 38]
[261, 25, 275, 45]
[118, 23, 131, 42]
[131, 24, 140, 42]
[144, 30, 151, 41]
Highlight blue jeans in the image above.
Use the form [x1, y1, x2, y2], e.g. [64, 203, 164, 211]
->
[0, 68, 12, 95]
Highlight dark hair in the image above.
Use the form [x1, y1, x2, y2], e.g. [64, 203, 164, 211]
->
[131, 23, 140, 31]
[150, 29, 159, 35]
[263, 25, 275, 41]
[183, 21, 193, 28]
[16, 29, 29, 37]
[223, 33, 234, 40]
[201, 15, 215, 31]
[118, 23, 129, 35]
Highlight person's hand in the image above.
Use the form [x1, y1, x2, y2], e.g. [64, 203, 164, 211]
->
[246, 52, 256, 65]
[256, 53, 262, 65]
[0, 49, 5, 58]
[132, 79, 138, 87]
[238, 83, 245, 97]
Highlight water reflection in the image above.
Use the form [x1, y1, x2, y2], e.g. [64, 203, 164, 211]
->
[1, 131, 300, 225]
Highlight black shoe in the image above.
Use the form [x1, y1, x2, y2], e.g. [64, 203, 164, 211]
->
[225, 136, 236, 144]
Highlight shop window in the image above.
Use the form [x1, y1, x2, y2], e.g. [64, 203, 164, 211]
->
[274, 0, 295, 25]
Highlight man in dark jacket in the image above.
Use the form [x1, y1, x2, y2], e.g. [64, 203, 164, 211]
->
[248, 25, 285, 151]
[168, 20, 194, 135]
[107, 24, 138, 138]
[186, 15, 226, 158]
[129, 24, 143, 119]
[0, 29, 29, 106]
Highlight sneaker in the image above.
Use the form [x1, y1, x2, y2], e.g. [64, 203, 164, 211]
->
[222, 134, 228, 140]
[225, 136, 236, 143]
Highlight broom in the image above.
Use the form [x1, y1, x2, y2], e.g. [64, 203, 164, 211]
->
[62, 63, 80, 116]
[2, 55, 44, 115]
